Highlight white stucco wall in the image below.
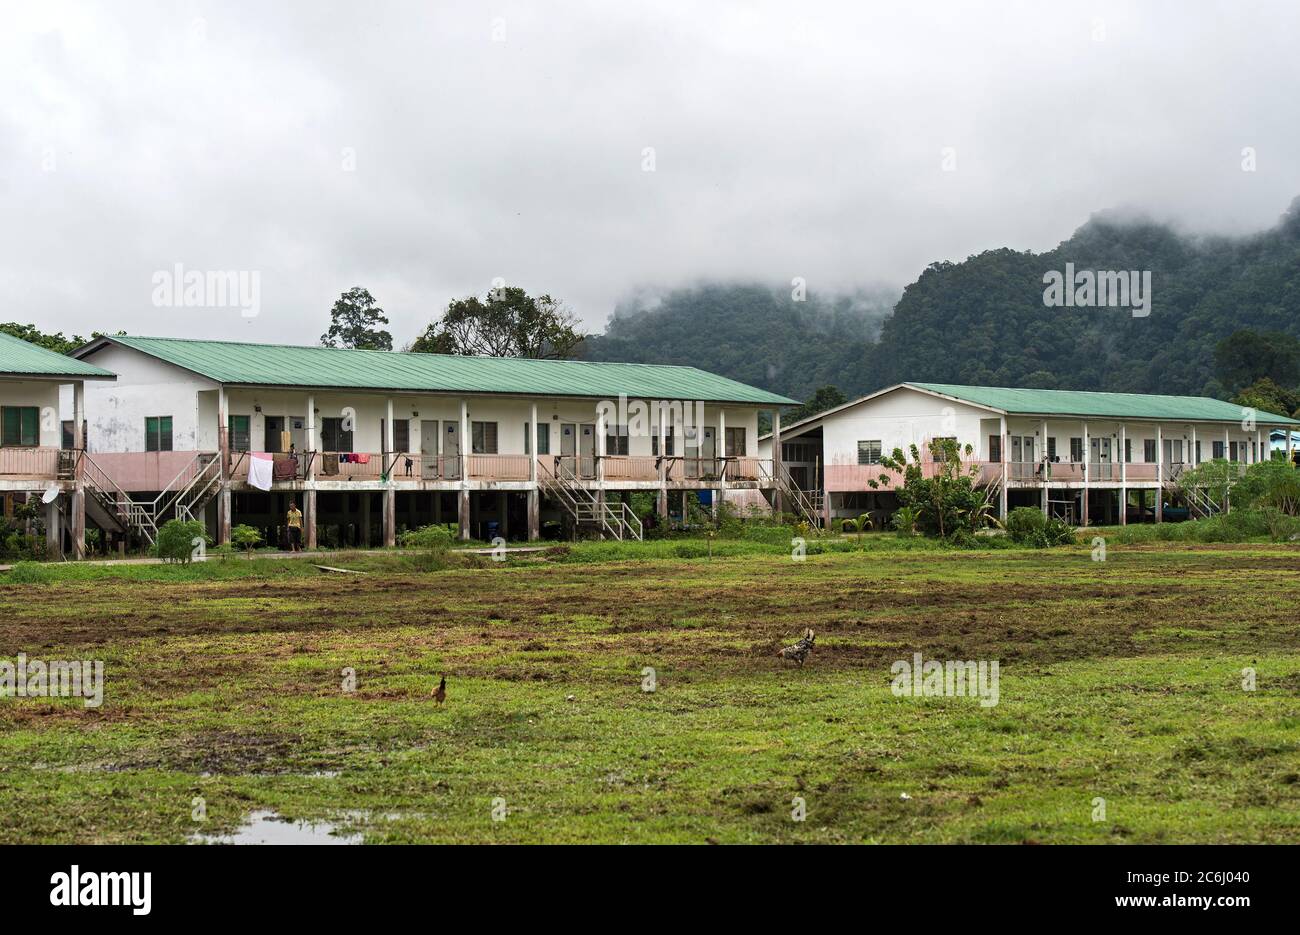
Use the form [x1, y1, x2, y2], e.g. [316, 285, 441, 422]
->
[68, 344, 219, 453]
[2, 378, 63, 447]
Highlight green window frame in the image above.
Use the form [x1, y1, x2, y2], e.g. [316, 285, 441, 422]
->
[1, 406, 40, 447]
[228, 415, 251, 452]
[145, 416, 173, 452]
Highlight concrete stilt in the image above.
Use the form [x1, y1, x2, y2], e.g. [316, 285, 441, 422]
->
[383, 487, 396, 547]
[305, 489, 317, 550]
[458, 488, 471, 540]
[527, 489, 540, 541]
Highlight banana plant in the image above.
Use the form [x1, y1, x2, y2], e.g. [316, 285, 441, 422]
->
[840, 512, 874, 545]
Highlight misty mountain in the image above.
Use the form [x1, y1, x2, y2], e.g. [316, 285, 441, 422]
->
[586, 198, 1300, 405]
[582, 283, 897, 401]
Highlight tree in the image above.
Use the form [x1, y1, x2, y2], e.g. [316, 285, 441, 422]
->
[1231, 377, 1300, 419]
[1214, 330, 1300, 394]
[868, 439, 1000, 539]
[321, 287, 392, 350]
[230, 524, 263, 559]
[411, 287, 584, 359]
[784, 385, 848, 424]
[0, 323, 88, 355]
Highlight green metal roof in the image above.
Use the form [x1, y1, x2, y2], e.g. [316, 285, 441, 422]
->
[88, 335, 796, 405]
[909, 382, 1298, 425]
[0, 331, 115, 379]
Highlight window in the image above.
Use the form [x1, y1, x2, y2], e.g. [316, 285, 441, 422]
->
[1229, 440, 1241, 462]
[988, 435, 1002, 462]
[1, 407, 39, 447]
[472, 421, 498, 454]
[725, 426, 747, 457]
[1144, 439, 1156, 462]
[228, 415, 250, 452]
[62, 420, 75, 450]
[651, 431, 675, 456]
[1069, 437, 1084, 462]
[524, 423, 551, 455]
[783, 442, 814, 462]
[1046, 437, 1057, 460]
[857, 440, 882, 465]
[605, 424, 629, 456]
[391, 419, 410, 453]
[1124, 438, 1132, 463]
[321, 417, 353, 452]
[145, 416, 173, 452]
[931, 436, 957, 462]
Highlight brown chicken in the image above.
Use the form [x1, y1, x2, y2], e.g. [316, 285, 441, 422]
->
[432, 675, 446, 704]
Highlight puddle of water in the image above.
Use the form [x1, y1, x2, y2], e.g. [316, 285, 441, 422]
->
[190, 809, 363, 845]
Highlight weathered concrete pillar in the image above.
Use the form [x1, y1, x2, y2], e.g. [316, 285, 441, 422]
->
[217, 385, 231, 545]
[73, 384, 87, 559]
[1119, 423, 1127, 527]
[1155, 424, 1164, 523]
[497, 491, 508, 541]
[1081, 420, 1089, 527]
[1041, 419, 1049, 518]
[305, 489, 318, 550]
[383, 487, 396, 547]
[527, 488, 540, 541]
[361, 492, 371, 547]
[771, 409, 784, 516]
[998, 414, 1008, 520]
[45, 498, 62, 558]
[458, 488, 471, 541]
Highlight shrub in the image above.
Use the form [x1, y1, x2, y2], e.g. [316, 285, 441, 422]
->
[398, 524, 455, 550]
[154, 519, 208, 564]
[1005, 507, 1072, 547]
[230, 524, 263, 558]
[1005, 507, 1046, 544]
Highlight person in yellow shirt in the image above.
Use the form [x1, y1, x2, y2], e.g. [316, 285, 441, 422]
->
[287, 502, 303, 552]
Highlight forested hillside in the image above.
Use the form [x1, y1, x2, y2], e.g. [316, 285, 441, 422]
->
[584, 198, 1300, 407]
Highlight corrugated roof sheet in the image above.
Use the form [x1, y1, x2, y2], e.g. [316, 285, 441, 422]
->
[93, 335, 797, 405]
[0, 331, 115, 378]
[909, 382, 1297, 424]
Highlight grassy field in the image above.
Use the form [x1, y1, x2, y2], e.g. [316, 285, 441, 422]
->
[1, 538, 1298, 843]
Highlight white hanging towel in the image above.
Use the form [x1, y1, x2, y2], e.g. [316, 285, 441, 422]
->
[247, 452, 274, 491]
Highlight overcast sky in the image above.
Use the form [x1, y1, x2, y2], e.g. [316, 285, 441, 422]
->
[4, 0, 1300, 346]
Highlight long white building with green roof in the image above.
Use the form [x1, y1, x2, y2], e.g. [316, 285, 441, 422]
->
[62, 334, 797, 549]
[758, 381, 1300, 528]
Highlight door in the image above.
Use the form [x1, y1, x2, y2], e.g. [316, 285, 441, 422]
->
[560, 423, 576, 476]
[264, 416, 285, 453]
[1090, 437, 1110, 480]
[579, 423, 596, 478]
[1162, 438, 1184, 478]
[421, 420, 439, 479]
[442, 422, 460, 480]
[684, 426, 700, 479]
[289, 416, 307, 453]
[702, 426, 717, 476]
